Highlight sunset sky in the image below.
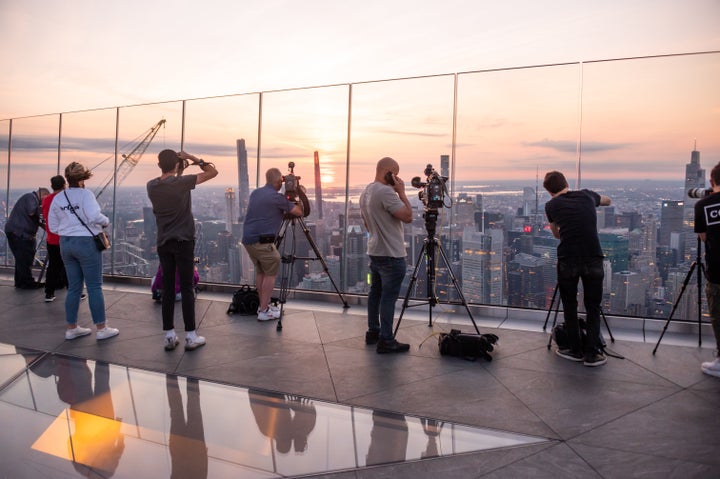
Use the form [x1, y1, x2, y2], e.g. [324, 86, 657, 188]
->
[1, 0, 718, 119]
[0, 1, 719, 188]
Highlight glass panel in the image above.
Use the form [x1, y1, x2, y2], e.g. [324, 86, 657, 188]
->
[456, 64, 581, 309]
[113, 104, 183, 277]
[0, 351, 547, 478]
[6, 115, 60, 279]
[348, 75, 458, 301]
[0, 120, 9, 266]
[260, 86, 350, 292]
[581, 53, 720, 320]
[182, 94, 260, 285]
[60, 109, 118, 273]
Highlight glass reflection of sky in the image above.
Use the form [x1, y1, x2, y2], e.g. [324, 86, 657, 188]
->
[0, 345, 547, 478]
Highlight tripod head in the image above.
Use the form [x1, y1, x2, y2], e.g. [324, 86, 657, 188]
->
[423, 207, 439, 239]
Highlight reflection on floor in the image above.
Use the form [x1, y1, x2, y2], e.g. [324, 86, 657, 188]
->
[0, 344, 547, 478]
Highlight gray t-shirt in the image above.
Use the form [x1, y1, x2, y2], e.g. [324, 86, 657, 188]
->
[359, 181, 407, 258]
[146, 174, 197, 247]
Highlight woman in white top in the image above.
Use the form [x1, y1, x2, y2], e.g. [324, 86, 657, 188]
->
[47, 162, 119, 341]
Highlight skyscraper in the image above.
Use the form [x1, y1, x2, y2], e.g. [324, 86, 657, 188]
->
[314, 150, 323, 220]
[236, 139, 249, 221]
[659, 200, 684, 247]
[440, 154, 449, 179]
[225, 187, 237, 230]
[683, 142, 705, 228]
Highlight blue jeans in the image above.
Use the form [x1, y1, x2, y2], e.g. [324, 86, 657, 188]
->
[158, 240, 197, 332]
[367, 256, 406, 340]
[557, 256, 604, 354]
[60, 236, 106, 326]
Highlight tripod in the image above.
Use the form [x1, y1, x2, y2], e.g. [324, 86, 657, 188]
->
[393, 209, 480, 336]
[275, 214, 349, 331]
[543, 282, 621, 358]
[653, 236, 705, 354]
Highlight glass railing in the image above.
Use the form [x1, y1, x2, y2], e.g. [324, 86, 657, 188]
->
[1, 51, 718, 324]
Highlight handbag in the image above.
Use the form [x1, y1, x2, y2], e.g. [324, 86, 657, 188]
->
[64, 191, 111, 251]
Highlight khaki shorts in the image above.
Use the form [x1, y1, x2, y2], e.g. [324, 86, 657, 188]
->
[244, 242, 281, 276]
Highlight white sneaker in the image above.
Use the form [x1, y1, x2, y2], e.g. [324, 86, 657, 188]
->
[164, 335, 180, 351]
[701, 357, 720, 378]
[65, 326, 92, 340]
[185, 335, 206, 351]
[257, 308, 280, 321]
[96, 327, 119, 340]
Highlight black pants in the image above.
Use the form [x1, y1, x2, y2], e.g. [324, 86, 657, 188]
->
[7, 232, 37, 288]
[557, 256, 604, 354]
[45, 243, 67, 295]
[158, 240, 197, 332]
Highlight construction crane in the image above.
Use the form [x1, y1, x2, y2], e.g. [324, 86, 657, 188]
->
[94, 119, 166, 199]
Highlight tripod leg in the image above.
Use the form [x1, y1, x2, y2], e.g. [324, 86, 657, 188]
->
[697, 262, 705, 347]
[653, 261, 696, 354]
[543, 284, 559, 331]
[547, 288, 562, 349]
[435, 243, 481, 334]
[601, 307, 614, 343]
[297, 217, 349, 308]
[393, 243, 427, 337]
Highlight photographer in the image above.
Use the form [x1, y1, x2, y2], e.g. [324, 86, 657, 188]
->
[147, 149, 218, 351]
[360, 157, 413, 353]
[694, 161, 720, 378]
[242, 167, 303, 321]
[543, 170, 611, 367]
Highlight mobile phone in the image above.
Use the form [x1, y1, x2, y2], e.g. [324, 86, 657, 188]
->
[384, 171, 395, 186]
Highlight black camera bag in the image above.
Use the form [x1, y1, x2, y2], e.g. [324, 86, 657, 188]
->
[227, 285, 260, 315]
[438, 329, 499, 362]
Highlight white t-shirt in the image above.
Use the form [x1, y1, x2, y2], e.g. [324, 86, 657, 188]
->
[48, 187, 109, 237]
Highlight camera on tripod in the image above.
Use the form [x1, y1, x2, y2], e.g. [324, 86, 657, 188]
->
[283, 162, 301, 202]
[688, 187, 714, 199]
[411, 164, 449, 210]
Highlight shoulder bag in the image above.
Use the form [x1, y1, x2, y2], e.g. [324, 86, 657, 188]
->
[63, 191, 111, 251]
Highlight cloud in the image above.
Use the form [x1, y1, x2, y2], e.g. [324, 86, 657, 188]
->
[524, 138, 631, 153]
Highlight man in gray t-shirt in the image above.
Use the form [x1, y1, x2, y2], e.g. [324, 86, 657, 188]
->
[359, 157, 413, 353]
[147, 149, 217, 352]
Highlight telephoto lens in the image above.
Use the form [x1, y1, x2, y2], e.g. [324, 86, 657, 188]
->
[688, 188, 713, 199]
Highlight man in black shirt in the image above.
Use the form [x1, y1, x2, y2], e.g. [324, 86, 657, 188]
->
[694, 161, 720, 378]
[147, 149, 218, 352]
[544, 170, 611, 367]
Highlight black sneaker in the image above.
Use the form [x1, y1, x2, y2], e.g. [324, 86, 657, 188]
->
[556, 348, 584, 362]
[377, 339, 410, 354]
[583, 352, 607, 367]
[44, 293, 55, 302]
[365, 330, 380, 345]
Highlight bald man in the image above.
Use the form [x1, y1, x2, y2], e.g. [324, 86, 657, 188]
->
[359, 157, 413, 353]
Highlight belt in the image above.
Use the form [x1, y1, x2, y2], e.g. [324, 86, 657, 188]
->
[258, 234, 276, 244]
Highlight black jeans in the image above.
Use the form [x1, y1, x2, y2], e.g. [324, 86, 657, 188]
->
[45, 243, 67, 295]
[7, 232, 36, 287]
[158, 240, 197, 332]
[557, 256, 604, 354]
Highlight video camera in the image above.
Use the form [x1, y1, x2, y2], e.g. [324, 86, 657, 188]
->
[283, 162, 301, 202]
[411, 164, 449, 210]
[688, 187, 714, 199]
[282, 162, 311, 217]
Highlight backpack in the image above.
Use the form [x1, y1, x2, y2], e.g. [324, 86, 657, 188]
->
[437, 329, 499, 362]
[227, 285, 260, 315]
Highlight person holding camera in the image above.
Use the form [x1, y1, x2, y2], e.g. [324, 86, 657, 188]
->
[147, 149, 218, 351]
[694, 161, 720, 378]
[242, 167, 303, 321]
[360, 157, 413, 353]
[543, 170, 611, 367]
[48, 162, 118, 341]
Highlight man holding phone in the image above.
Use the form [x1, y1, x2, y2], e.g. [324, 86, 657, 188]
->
[359, 157, 414, 353]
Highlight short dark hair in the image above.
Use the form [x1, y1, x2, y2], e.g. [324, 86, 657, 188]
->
[158, 149, 179, 173]
[710, 162, 720, 186]
[50, 175, 66, 191]
[543, 170, 568, 194]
